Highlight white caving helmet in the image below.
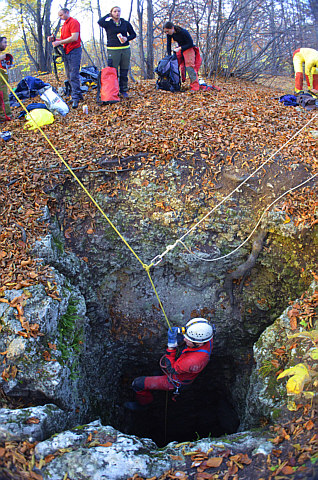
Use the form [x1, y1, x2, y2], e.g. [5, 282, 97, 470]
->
[183, 318, 214, 343]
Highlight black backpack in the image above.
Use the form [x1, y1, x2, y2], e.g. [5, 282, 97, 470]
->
[155, 54, 181, 92]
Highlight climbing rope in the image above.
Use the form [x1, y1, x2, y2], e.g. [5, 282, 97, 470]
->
[0, 71, 172, 330]
[179, 172, 317, 262]
[149, 113, 318, 266]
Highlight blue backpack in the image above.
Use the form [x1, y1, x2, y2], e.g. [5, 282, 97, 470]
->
[155, 54, 181, 92]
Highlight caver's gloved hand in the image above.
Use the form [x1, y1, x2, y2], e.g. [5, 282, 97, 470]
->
[167, 327, 179, 348]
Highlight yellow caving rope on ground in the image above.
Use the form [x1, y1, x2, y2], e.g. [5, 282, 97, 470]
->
[0, 71, 172, 330]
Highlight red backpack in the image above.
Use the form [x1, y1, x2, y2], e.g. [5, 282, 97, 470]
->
[97, 67, 120, 104]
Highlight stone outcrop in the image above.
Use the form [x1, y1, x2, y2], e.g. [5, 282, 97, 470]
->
[33, 419, 272, 480]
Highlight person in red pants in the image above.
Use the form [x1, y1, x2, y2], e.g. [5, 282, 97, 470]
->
[0, 36, 13, 122]
[163, 22, 201, 91]
[293, 48, 318, 95]
[125, 318, 215, 411]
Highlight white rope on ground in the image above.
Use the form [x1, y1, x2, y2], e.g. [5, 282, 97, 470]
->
[150, 113, 318, 266]
[178, 172, 317, 262]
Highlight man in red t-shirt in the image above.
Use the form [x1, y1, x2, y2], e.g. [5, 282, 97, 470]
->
[48, 8, 82, 108]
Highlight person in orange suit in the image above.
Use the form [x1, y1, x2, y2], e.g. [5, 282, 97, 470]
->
[293, 48, 318, 95]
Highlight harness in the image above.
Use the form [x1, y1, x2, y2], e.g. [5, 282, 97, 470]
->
[52, 37, 65, 82]
[160, 339, 213, 397]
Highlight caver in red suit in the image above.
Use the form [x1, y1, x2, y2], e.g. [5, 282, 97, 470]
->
[126, 318, 215, 409]
[293, 48, 318, 94]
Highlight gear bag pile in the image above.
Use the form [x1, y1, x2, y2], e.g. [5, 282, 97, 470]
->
[155, 54, 181, 92]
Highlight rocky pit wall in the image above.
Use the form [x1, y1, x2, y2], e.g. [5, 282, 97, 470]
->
[0, 285, 316, 479]
[0, 159, 317, 475]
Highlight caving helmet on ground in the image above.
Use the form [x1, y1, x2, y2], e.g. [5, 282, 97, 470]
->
[183, 318, 214, 343]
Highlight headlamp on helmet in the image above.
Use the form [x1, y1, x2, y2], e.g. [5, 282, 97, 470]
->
[183, 318, 214, 343]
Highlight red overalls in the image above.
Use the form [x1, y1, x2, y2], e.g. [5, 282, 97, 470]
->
[176, 47, 202, 91]
[133, 339, 213, 405]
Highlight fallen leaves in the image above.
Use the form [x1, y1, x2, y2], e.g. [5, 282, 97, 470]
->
[0, 440, 43, 479]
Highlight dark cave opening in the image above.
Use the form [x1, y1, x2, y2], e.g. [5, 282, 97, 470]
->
[99, 353, 241, 448]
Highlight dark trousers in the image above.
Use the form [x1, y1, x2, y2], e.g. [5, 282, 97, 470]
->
[107, 47, 131, 92]
[64, 47, 82, 101]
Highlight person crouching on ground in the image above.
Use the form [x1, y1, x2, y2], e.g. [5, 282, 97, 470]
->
[125, 318, 215, 411]
[293, 48, 318, 95]
[163, 21, 201, 91]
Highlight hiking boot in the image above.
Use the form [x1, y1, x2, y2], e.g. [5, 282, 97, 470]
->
[72, 100, 79, 109]
[124, 401, 148, 412]
[120, 92, 129, 99]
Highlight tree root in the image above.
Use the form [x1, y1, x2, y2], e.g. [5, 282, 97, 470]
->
[216, 229, 267, 306]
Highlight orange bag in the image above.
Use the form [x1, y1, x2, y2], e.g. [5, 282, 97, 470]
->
[97, 67, 120, 104]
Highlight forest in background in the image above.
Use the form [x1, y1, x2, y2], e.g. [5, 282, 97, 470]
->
[1, 0, 317, 84]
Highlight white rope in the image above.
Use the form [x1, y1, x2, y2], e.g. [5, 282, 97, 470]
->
[178, 172, 317, 262]
[150, 113, 318, 266]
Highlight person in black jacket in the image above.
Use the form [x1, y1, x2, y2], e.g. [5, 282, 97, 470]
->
[98, 6, 136, 98]
[163, 21, 200, 91]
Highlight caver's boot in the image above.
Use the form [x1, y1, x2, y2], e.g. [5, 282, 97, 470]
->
[186, 67, 200, 91]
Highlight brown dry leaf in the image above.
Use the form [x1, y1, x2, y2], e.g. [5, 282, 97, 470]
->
[45, 454, 55, 463]
[196, 473, 216, 479]
[26, 417, 40, 424]
[304, 419, 314, 430]
[227, 462, 238, 476]
[272, 449, 282, 457]
[281, 465, 295, 475]
[239, 453, 252, 465]
[21, 258, 32, 266]
[289, 316, 298, 330]
[87, 433, 92, 442]
[42, 350, 51, 361]
[86, 228, 94, 234]
[206, 457, 223, 468]
[98, 442, 112, 447]
[170, 455, 183, 461]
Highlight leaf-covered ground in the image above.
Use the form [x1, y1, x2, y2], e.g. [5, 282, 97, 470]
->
[0, 74, 317, 298]
[0, 75, 317, 479]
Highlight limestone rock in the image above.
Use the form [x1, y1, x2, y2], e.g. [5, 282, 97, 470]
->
[35, 421, 271, 480]
[241, 281, 317, 429]
[0, 404, 68, 442]
[0, 271, 90, 425]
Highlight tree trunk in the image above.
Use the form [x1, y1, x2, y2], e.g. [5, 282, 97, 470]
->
[96, 0, 107, 66]
[146, 0, 154, 79]
[308, 0, 318, 43]
[137, 0, 147, 78]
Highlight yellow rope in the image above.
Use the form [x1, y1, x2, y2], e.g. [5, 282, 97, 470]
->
[145, 266, 171, 330]
[1, 71, 172, 330]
